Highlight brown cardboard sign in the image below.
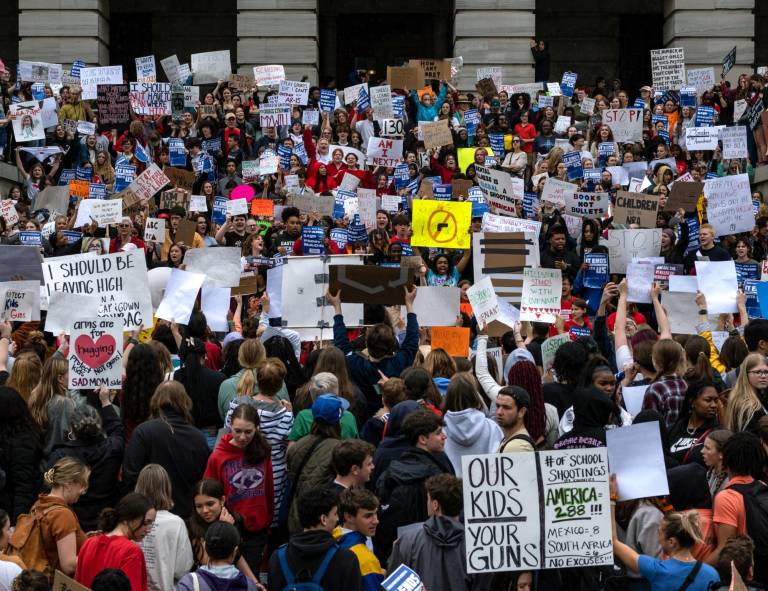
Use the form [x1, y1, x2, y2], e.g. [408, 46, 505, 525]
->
[285, 192, 335, 217]
[329, 265, 413, 305]
[666, 181, 704, 212]
[613, 190, 660, 228]
[408, 59, 452, 83]
[160, 188, 191, 211]
[174, 218, 197, 246]
[231, 273, 260, 296]
[475, 77, 498, 99]
[452, 179, 475, 199]
[163, 167, 196, 192]
[54, 570, 91, 591]
[387, 66, 424, 91]
[421, 119, 454, 149]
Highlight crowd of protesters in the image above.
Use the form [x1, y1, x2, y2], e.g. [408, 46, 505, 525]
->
[0, 40, 766, 591]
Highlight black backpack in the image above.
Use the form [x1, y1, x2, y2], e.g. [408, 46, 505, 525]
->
[728, 481, 768, 583]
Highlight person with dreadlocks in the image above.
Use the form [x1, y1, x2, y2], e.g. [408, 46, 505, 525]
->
[506, 360, 559, 449]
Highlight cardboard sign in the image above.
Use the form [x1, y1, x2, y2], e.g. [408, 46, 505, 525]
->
[613, 191, 660, 228]
[602, 109, 643, 143]
[541, 178, 577, 209]
[420, 119, 453, 149]
[159, 189, 191, 211]
[520, 268, 562, 323]
[705, 173, 753, 237]
[475, 77, 498, 99]
[408, 59, 452, 83]
[666, 181, 703, 212]
[366, 137, 404, 168]
[228, 73, 253, 91]
[411, 200, 471, 250]
[97, 84, 130, 127]
[54, 570, 92, 591]
[601, 229, 662, 274]
[329, 265, 413, 305]
[191, 50, 231, 84]
[68, 317, 123, 389]
[462, 449, 612, 573]
[387, 66, 424, 91]
[231, 274, 260, 297]
[43, 251, 152, 329]
[174, 219, 198, 246]
[285, 193, 335, 217]
[431, 326, 470, 357]
[471, 231, 538, 311]
[651, 47, 685, 91]
[163, 167, 196, 192]
[144, 217, 166, 243]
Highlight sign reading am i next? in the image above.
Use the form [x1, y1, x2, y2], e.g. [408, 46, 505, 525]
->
[462, 449, 612, 574]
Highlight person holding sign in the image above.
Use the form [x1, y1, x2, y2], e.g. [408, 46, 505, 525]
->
[409, 82, 451, 123]
[610, 475, 720, 591]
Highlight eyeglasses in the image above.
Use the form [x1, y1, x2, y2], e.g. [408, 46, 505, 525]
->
[748, 370, 768, 377]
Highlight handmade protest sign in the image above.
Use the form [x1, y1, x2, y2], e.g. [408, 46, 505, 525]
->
[0, 245, 43, 283]
[144, 218, 166, 243]
[409, 59, 452, 83]
[253, 65, 285, 87]
[466, 277, 502, 329]
[696, 260, 738, 314]
[130, 82, 171, 116]
[42, 251, 152, 330]
[0, 280, 40, 322]
[686, 67, 715, 95]
[602, 109, 643, 143]
[431, 326, 470, 357]
[259, 105, 291, 128]
[705, 173, 753, 237]
[278, 80, 310, 106]
[156, 268, 206, 324]
[369, 84, 393, 119]
[10, 102, 45, 142]
[387, 66, 423, 91]
[329, 265, 413, 305]
[160, 55, 181, 82]
[721, 126, 748, 159]
[474, 165, 523, 215]
[613, 191, 660, 228]
[541, 178, 577, 209]
[135, 55, 156, 82]
[685, 127, 719, 151]
[191, 50, 231, 84]
[722, 46, 737, 78]
[520, 268, 562, 323]
[0, 201, 19, 227]
[89, 200, 122, 227]
[602, 229, 662, 274]
[651, 48, 685, 91]
[420, 120, 453, 149]
[411, 201, 471, 250]
[407, 286, 460, 327]
[542, 333, 570, 373]
[184, 247, 242, 288]
[462, 449, 612, 573]
[18, 60, 62, 84]
[666, 181, 703, 212]
[80, 66, 123, 100]
[472, 231, 538, 308]
[129, 163, 171, 201]
[366, 137, 403, 168]
[68, 317, 123, 389]
[607, 422, 670, 501]
[475, 77, 498, 99]
[97, 84, 130, 128]
[564, 192, 609, 218]
[164, 167, 195, 192]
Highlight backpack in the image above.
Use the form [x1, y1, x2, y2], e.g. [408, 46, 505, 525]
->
[8, 503, 68, 581]
[728, 480, 768, 582]
[277, 543, 337, 591]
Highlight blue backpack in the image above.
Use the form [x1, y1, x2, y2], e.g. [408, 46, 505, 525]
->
[277, 543, 338, 591]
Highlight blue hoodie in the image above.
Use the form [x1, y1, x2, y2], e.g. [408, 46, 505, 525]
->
[410, 84, 448, 122]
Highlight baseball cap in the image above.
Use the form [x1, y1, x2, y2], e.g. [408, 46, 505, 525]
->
[312, 394, 347, 424]
[498, 386, 531, 409]
[640, 86, 652, 92]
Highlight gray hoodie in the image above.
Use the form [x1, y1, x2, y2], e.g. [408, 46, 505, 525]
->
[443, 408, 503, 477]
[388, 515, 492, 591]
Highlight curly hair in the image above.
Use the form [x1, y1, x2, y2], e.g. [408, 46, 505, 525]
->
[70, 405, 105, 444]
[507, 360, 546, 442]
[122, 343, 164, 427]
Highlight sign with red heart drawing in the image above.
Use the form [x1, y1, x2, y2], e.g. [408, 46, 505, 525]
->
[68, 317, 123, 389]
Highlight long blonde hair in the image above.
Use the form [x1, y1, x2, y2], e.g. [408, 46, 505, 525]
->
[28, 356, 68, 428]
[660, 511, 703, 548]
[235, 339, 266, 396]
[725, 353, 766, 432]
[43, 456, 90, 491]
[7, 351, 42, 402]
[652, 339, 687, 380]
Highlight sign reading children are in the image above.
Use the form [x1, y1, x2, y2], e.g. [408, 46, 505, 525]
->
[68, 317, 123, 389]
[462, 449, 612, 574]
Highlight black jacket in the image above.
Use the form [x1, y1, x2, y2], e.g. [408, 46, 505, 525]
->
[0, 424, 42, 523]
[540, 246, 581, 280]
[123, 409, 209, 518]
[173, 366, 226, 429]
[46, 404, 124, 531]
[267, 529, 361, 591]
[683, 243, 732, 273]
[531, 46, 550, 82]
[375, 447, 454, 562]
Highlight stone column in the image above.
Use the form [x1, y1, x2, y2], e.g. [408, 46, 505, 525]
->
[663, 0, 754, 84]
[19, 0, 109, 66]
[237, 0, 319, 86]
[453, 0, 536, 91]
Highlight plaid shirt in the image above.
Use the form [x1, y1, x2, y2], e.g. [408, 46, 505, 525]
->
[642, 375, 688, 429]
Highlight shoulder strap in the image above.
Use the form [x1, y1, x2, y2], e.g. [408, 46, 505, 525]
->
[191, 572, 200, 591]
[293, 436, 325, 482]
[500, 433, 535, 450]
[311, 545, 339, 584]
[682, 428, 713, 465]
[676, 561, 703, 591]
[277, 545, 295, 586]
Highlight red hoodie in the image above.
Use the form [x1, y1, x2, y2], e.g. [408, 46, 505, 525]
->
[75, 535, 147, 591]
[204, 433, 275, 533]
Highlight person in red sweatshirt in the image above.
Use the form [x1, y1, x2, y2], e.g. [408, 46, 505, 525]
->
[563, 298, 593, 340]
[204, 403, 274, 574]
[75, 492, 156, 591]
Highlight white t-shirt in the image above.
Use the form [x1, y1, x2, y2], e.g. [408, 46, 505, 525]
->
[0, 560, 22, 591]
[616, 344, 633, 371]
[139, 509, 194, 591]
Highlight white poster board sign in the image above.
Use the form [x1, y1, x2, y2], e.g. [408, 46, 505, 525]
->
[607, 422, 670, 501]
[79, 66, 123, 100]
[520, 268, 562, 323]
[190, 50, 231, 84]
[651, 47, 685, 91]
[602, 109, 643, 143]
[720, 126, 748, 159]
[68, 317, 123, 389]
[704, 173, 753, 237]
[601, 229, 662, 274]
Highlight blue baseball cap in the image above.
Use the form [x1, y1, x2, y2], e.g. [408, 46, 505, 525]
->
[311, 394, 348, 424]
